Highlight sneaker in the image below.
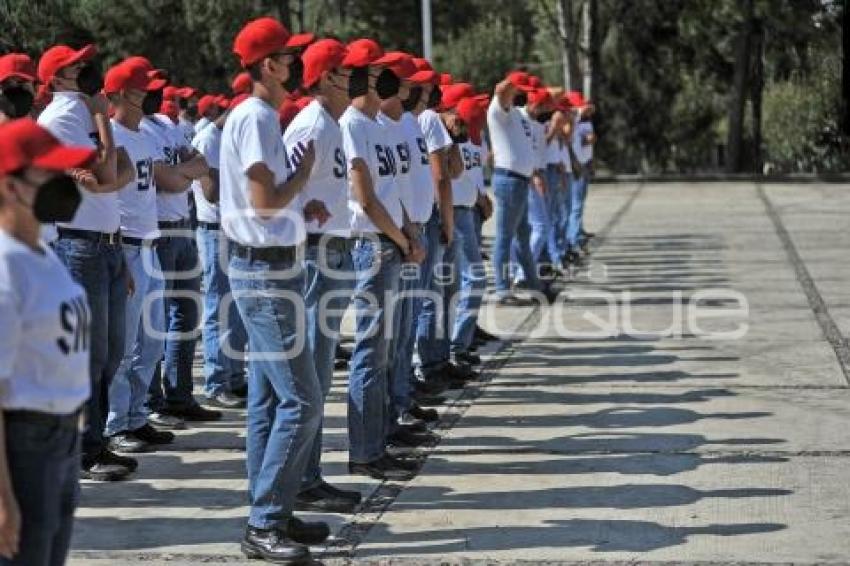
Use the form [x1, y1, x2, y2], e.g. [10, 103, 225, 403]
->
[382, 453, 419, 472]
[409, 402, 439, 423]
[148, 412, 186, 430]
[80, 458, 130, 482]
[132, 423, 174, 445]
[108, 431, 151, 454]
[241, 527, 309, 563]
[100, 449, 139, 472]
[205, 391, 246, 409]
[163, 403, 222, 422]
[296, 480, 361, 513]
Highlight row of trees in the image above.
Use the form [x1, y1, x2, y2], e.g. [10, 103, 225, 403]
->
[1, 0, 846, 174]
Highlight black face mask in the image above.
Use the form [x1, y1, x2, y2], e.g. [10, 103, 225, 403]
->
[348, 66, 370, 99]
[283, 57, 304, 93]
[426, 86, 442, 109]
[185, 104, 198, 118]
[27, 174, 82, 223]
[375, 69, 400, 100]
[76, 62, 103, 97]
[449, 120, 469, 144]
[513, 92, 528, 107]
[142, 89, 163, 115]
[536, 110, 554, 123]
[402, 86, 422, 112]
[0, 86, 34, 118]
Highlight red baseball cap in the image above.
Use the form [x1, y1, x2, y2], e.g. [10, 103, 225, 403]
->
[527, 75, 543, 88]
[160, 100, 179, 122]
[231, 72, 252, 95]
[505, 70, 535, 92]
[287, 33, 316, 49]
[197, 94, 218, 116]
[233, 17, 302, 68]
[0, 117, 95, 176]
[341, 38, 403, 68]
[163, 85, 179, 100]
[229, 93, 250, 109]
[216, 95, 231, 108]
[439, 82, 475, 111]
[177, 86, 197, 99]
[439, 73, 453, 86]
[0, 53, 36, 83]
[566, 90, 587, 108]
[122, 56, 154, 73]
[301, 38, 348, 88]
[382, 52, 417, 80]
[37, 44, 97, 85]
[412, 58, 433, 72]
[103, 60, 166, 94]
[456, 96, 486, 144]
[528, 87, 553, 108]
[278, 98, 300, 130]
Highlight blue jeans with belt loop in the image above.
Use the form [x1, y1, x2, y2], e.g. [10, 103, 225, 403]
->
[229, 249, 323, 529]
[492, 170, 542, 294]
[450, 207, 486, 354]
[415, 207, 450, 371]
[567, 173, 589, 249]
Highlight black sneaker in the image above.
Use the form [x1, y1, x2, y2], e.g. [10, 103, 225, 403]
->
[286, 517, 330, 545]
[382, 453, 419, 472]
[132, 423, 175, 445]
[446, 361, 477, 381]
[296, 481, 361, 513]
[397, 412, 428, 433]
[474, 325, 499, 342]
[539, 286, 561, 306]
[409, 402, 439, 423]
[241, 527, 309, 563]
[108, 431, 151, 454]
[164, 403, 222, 422]
[454, 351, 481, 366]
[205, 391, 246, 409]
[413, 377, 446, 396]
[80, 458, 130, 482]
[100, 449, 139, 472]
[387, 428, 435, 448]
[147, 411, 186, 430]
[348, 457, 415, 481]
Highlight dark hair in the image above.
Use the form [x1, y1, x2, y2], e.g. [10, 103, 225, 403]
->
[247, 62, 263, 82]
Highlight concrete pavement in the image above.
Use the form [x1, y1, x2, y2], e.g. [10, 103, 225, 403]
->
[69, 182, 850, 564]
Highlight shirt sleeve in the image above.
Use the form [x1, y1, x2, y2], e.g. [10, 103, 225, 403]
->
[487, 98, 510, 123]
[193, 131, 218, 169]
[421, 112, 452, 154]
[39, 111, 96, 149]
[0, 288, 21, 387]
[283, 122, 319, 171]
[340, 120, 370, 167]
[239, 112, 288, 177]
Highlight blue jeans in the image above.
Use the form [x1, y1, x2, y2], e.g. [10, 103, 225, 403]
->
[558, 173, 573, 256]
[54, 237, 126, 463]
[197, 226, 247, 397]
[567, 173, 589, 248]
[1, 415, 80, 566]
[415, 208, 450, 371]
[545, 164, 565, 261]
[302, 240, 355, 489]
[229, 252, 322, 529]
[349, 236, 402, 463]
[106, 244, 165, 436]
[147, 233, 201, 411]
[450, 207, 486, 354]
[492, 172, 541, 294]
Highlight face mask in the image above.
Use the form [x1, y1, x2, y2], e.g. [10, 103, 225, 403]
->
[21, 174, 82, 223]
[450, 120, 469, 144]
[375, 69, 400, 100]
[185, 104, 198, 118]
[426, 86, 442, 109]
[283, 57, 304, 93]
[513, 92, 527, 107]
[402, 86, 422, 112]
[142, 89, 163, 115]
[76, 62, 103, 96]
[348, 66, 370, 99]
[536, 110, 554, 123]
[0, 86, 33, 118]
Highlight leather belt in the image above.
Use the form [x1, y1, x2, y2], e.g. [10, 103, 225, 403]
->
[306, 233, 351, 252]
[57, 227, 121, 245]
[231, 242, 297, 263]
[492, 167, 530, 183]
[197, 221, 221, 231]
[122, 236, 163, 248]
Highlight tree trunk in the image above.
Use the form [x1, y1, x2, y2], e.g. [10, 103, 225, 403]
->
[750, 20, 764, 175]
[843, 0, 850, 136]
[556, 0, 573, 88]
[588, 0, 600, 101]
[726, 0, 754, 174]
[581, 0, 592, 97]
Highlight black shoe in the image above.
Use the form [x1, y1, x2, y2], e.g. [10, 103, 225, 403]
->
[409, 403, 439, 423]
[132, 423, 174, 445]
[108, 431, 151, 454]
[231, 383, 248, 399]
[388, 428, 434, 448]
[286, 516, 330, 545]
[413, 377, 446, 396]
[164, 403, 222, 422]
[454, 351, 481, 366]
[296, 481, 361, 513]
[412, 391, 447, 406]
[446, 361, 476, 381]
[382, 453, 419, 472]
[80, 458, 130, 482]
[205, 391, 246, 409]
[241, 527, 309, 563]
[100, 449, 139, 472]
[147, 411, 186, 430]
[474, 325, 499, 342]
[397, 412, 428, 433]
[348, 456, 415, 481]
[539, 286, 561, 306]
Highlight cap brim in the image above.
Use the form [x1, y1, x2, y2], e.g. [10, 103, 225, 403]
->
[408, 70, 437, 84]
[147, 78, 167, 91]
[372, 52, 405, 67]
[66, 44, 98, 67]
[286, 33, 315, 49]
[177, 87, 197, 98]
[0, 70, 36, 82]
[33, 145, 96, 171]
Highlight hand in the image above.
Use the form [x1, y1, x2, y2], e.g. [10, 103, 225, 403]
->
[303, 199, 332, 226]
[68, 168, 98, 189]
[0, 491, 21, 559]
[440, 225, 454, 247]
[477, 194, 493, 220]
[294, 140, 316, 179]
[532, 175, 546, 196]
[405, 237, 426, 264]
[86, 92, 110, 116]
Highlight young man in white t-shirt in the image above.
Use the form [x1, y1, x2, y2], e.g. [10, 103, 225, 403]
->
[37, 43, 138, 481]
[565, 91, 597, 260]
[339, 39, 425, 482]
[222, 17, 328, 562]
[0, 118, 95, 566]
[282, 38, 363, 514]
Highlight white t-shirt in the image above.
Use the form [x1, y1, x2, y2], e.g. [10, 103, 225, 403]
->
[545, 123, 563, 166]
[479, 137, 491, 195]
[417, 108, 452, 154]
[0, 231, 90, 414]
[191, 123, 223, 224]
[141, 115, 192, 221]
[220, 96, 304, 248]
[487, 97, 535, 178]
[177, 117, 196, 145]
[339, 106, 403, 234]
[194, 117, 211, 134]
[376, 110, 414, 224]
[573, 119, 594, 165]
[520, 107, 547, 172]
[283, 100, 350, 236]
[453, 141, 484, 207]
[111, 120, 160, 240]
[38, 91, 121, 234]
[400, 112, 433, 223]
[560, 137, 573, 174]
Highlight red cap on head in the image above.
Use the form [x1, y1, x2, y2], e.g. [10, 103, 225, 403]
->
[215, 95, 230, 109]
[412, 58, 433, 72]
[439, 82, 474, 111]
[341, 38, 403, 68]
[233, 17, 292, 68]
[103, 60, 166, 94]
[177, 86, 197, 99]
[301, 38, 348, 88]
[527, 75, 542, 88]
[382, 52, 416, 80]
[287, 33, 316, 49]
[566, 90, 587, 108]
[197, 94, 218, 117]
[123, 56, 154, 73]
[505, 70, 535, 92]
[439, 73, 453, 86]
[456, 96, 486, 145]
[231, 72, 252, 95]
[0, 117, 95, 175]
[278, 98, 300, 130]
[0, 53, 36, 83]
[229, 93, 250, 109]
[408, 68, 437, 84]
[528, 88, 553, 108]
[160, 100, 179, 122]
[163, 85, 179, 100]
[37, 44, 97, 85]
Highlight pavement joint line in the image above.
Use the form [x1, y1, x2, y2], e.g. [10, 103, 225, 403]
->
[756, 183, 850, 386]
[428, 447, 850, 458]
